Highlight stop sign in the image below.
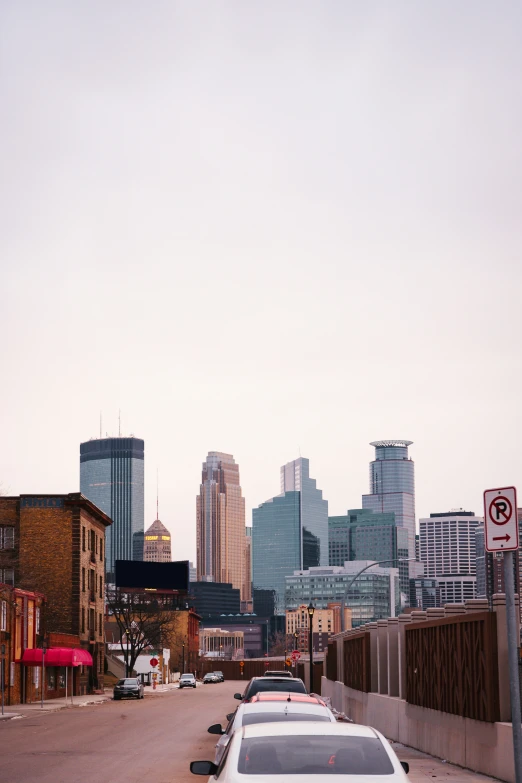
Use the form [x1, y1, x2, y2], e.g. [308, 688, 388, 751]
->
[150, 657, 159, 667]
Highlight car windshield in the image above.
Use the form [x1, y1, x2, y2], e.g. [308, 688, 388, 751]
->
[242, 713, 331, 726]
[118, 679, 137, 685]
[181, 674, 194, 679]
[238, 736, 394, 775]
[247, 680, 306, 698]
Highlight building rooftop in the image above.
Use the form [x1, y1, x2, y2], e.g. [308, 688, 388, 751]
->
[370, 440, 413, 448]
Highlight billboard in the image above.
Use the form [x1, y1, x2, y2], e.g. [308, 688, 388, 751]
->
[115, 560, 189, 592]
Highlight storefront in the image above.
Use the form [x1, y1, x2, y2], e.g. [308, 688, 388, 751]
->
[21, 647, 93, 702]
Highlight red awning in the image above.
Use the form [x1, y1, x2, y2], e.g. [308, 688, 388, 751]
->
[21, 647, 93, 667]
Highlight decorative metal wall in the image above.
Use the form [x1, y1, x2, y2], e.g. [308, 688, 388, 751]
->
[343, 632, 371, 692]
[326, 642, 338, 681]
[405, 612, 499, 722]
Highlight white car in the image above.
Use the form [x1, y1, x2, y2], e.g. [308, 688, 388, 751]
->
[208, 693, 337, 765]
[192, 721, 410, 781]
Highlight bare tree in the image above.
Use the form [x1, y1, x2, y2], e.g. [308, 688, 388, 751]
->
[268, 631, 289, 657]
[105, 588, 180, 676]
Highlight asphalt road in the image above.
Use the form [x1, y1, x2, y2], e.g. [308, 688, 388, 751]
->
[0, 680, 241, 783]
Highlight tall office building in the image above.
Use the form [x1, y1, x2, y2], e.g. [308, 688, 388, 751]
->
[419, 510, 481, 604]
[252, 457, 328, 613]
[80, 437, 144, 580]
[143, 518, 172, 562]
[362, 440, 416, 559]
[475, 522, 521, 615]
[196, 452, 248, 602]
[242, 527, 252, 612]
[329, 509, 410, 606]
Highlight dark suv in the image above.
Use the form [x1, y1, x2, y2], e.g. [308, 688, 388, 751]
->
[234, 676, 307, 702]
[212, 671, 224, 682]
[113, 678, 145, 700]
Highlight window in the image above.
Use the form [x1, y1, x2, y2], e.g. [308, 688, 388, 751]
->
[0, 600, 6, 631]
[99, 575, 103, 599]
[35, 607, 40, 633]
[99, 613, 102, 636]
[1, 568, 14, 586]
[81, 608, 85, 634]
[0, 526, 14, 550]
[82, 527, 86, 552]
[100, 540, 103, 562]
[82, 567, 85, 592]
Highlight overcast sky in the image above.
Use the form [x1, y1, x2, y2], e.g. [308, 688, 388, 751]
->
[2, 1, 521, 563]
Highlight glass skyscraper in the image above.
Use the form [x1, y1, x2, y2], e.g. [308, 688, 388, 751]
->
[252, 457, 328, 614]
[362, 440, 416, 559]
[80, 437, 144, 580]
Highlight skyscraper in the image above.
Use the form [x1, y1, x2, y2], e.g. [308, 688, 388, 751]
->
[80, 436, 144, 580]
[143, 518, 172, 562]
[362, 440, 416, 559]
[252, 457, 328, 613]
[419, 510, 481, 603]
[196, 451, 248, 601]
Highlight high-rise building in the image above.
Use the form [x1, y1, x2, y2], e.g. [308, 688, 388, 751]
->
[252, 458, 328, 614]
[328, 509, 410, 607]
[143, 518, 172, 562]
[409, 577, 441, 609]
[362, 440, 416, 559]
[284, 562, 399, 627]
[80, 436, 144, 580]
[242, 527, 252, 612]
[196, 452, 248, 602]
[475, 522, 521, 616]
[419, 510, 481, 604]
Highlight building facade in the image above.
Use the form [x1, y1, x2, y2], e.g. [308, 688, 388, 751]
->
[0, 494, 111, 699]
[285, 603, 352, 653]
[199, 627, 244, 659]
[80, 436, 144, 580]
[329, 509, 410, 607]
[252, 458, 328, 614]
[285, 562, 399, 628]
[143, 518, 172, 562]
[362, 440, 416, 560]
[196, 452, 249, 602]
[0, 584, 45, 706]
[409, 577, 441, 609]
[189, 581, 241, 618]
[419, 510, 481, 604]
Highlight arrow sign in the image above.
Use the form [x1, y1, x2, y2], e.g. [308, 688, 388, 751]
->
[493, 535, 511, 542]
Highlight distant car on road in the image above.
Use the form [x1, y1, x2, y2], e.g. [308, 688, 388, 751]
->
[212, 670, 224, 682]
[192, 721, 411, 780]
[113, 678, 144, 700]
[179, 673, 197, 689]
[203, 673, 219, 684]
[208, 693, 336, 764]
[234, 676, 307, 703]
[264, 669, 293, 677]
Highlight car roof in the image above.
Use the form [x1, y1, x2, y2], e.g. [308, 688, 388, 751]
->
[250, 676, 303, 683]
[241, 722, 378, 739]
[250, 693, 325, 705]
[242, 702, 330, 716]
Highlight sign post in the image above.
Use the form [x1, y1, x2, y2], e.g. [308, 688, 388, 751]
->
[484, 486, 522, 783]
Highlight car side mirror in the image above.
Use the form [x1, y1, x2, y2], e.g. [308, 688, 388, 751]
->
[234, 693, 243, 700]
[400, 762, 410, 774]
[226, 712, 234, 721]
[207, 723, 225, 735]
[190, 761, 218, 776]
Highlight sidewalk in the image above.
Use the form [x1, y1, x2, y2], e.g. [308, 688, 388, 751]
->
[392, 742, 501, 783]
[0, 682, 181, 720]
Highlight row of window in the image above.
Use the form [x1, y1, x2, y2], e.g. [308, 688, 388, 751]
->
[81, 607, 103, 636]
[81, 568, 103, 598]
[82, 526, 104, 561]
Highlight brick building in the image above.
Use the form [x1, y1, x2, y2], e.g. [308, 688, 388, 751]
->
[168, 607, 201, 674]
[0, 493, 112, 699]
[0, 584, 45, 705]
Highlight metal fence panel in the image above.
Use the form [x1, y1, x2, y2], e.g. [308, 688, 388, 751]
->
[343, 632, 371, 692]
[405, 612, 499, 723]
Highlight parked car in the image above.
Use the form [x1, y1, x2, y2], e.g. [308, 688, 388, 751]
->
[264, 669, 293, 677]
[113, 677, 145, 700]
[203, 673, 219, 684]
[208, 693, 336, 764]
[234, 676, 307, 702]
[192, 721, 411, 780]
[179, 673, 197, 689]
[212, 670, 225, 682]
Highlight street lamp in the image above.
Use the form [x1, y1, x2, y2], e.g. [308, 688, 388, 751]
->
[182, 643, 185, 674]
[294, 631, 299, 651]
[340, 558, 416, 632]
[41, 640, 48, 709]
[307, 602, 315, 694]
